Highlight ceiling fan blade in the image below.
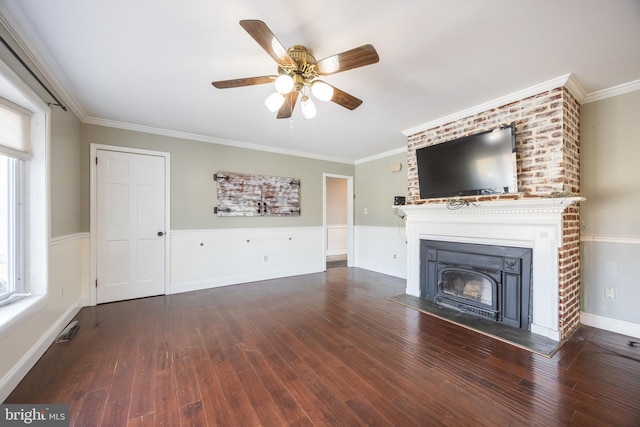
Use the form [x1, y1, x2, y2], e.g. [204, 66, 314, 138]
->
[239, 20, 296, 66]
[316, 44, 379, 76]
[277, 91, 299, 119]
[328, 86, 363, 110]
[212, 75, 276, 89]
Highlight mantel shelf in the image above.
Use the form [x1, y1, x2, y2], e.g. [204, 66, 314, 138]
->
[395, 197, 584, 216]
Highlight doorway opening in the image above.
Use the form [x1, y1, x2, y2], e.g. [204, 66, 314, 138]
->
[323, 174, 353, 270]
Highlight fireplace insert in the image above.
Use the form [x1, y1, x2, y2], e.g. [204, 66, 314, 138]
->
[420, 240, 532, 329]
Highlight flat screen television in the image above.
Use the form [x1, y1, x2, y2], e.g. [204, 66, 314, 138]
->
[416, 125, 518, 199]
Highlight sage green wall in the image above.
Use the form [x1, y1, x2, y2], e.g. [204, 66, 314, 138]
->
[0, 23, 83, 238]
[0, 43, 82, 242]
[50, 107, 83, 237]
[80, 124, 355, 230]
[581, 90, 640, 236]
[580, 89, 640, 324]
[354, 151, 407, 227]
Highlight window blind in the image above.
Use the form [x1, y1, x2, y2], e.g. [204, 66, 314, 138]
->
[0, 97, 31, 160]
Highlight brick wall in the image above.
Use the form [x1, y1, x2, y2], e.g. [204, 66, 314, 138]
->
[406, 85, 581, 339]
[558, 89, 581, 338]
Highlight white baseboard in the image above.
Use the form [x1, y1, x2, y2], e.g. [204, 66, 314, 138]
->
[169, 266, 324, 295]
[0, 297, 83, 402]
[581, 312, 640, 339]
[326, 249, 347, 256]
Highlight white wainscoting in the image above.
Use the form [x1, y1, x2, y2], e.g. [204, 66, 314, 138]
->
[0, 233, 87, 402]
[354, 226, 407, 279]
[326, 224, 347, 256]
[580, 233, 640, 337]
[170, 227, 325, 294]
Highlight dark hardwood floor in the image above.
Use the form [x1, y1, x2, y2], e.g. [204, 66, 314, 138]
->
[5, 268, 640, 426]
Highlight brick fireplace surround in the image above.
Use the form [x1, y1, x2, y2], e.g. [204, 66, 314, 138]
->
[404, 84, 581, 341]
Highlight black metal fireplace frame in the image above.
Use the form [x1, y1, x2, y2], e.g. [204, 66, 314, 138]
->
[437, 266, 500, 320]
[420, 240, 533, 329]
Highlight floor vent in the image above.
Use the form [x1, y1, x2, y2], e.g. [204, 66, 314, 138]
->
[55, 320, 79, 343]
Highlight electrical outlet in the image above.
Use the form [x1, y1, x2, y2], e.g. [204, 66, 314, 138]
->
[264, 255, 269, 262]
[393, 254, 397, 259]
[364, 208, 368, 215]
[604, 286, 616, 299]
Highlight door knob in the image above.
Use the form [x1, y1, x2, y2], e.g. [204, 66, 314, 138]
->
[157, 231, 164, 236]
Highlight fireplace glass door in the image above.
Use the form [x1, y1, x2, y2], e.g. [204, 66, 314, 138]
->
[439, 269, 495, 308]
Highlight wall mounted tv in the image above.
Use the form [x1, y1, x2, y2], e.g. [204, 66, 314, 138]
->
[416, 124, 518, 199]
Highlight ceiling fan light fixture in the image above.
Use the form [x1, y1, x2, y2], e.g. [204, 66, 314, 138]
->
[311, 81, 333, 101]
[301, 95, 317, 119]
[275, 74, 294, 93]
[265, 92, 286, 112]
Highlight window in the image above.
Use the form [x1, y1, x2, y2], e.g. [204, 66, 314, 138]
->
[0, 97, 29, 306]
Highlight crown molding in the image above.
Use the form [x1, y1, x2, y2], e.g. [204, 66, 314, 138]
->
[0, 14, 86, 120]
[4, 11, 638, 163]
[563, 73, 586, 103]
[355, 146, 406, 165]
[582, 79, 640, 104]
[84, 116, 356, 165]
[402, 74, 576, 136]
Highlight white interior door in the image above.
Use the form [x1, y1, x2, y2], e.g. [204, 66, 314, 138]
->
[96, 149, 166, 303]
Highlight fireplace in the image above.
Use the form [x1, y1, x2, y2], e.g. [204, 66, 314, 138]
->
[420, 240, 532, 329]
[401, 197, 583, 341]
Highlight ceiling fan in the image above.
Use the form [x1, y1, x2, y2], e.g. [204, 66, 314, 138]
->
[211, 20, 379, 119]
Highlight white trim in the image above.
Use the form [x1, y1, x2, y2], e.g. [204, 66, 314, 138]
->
[85, 117, 355, 165]
[3, 11, 640, 163]
[0, 53, 50, 114]
[323, 174, 354, 269]
[581, 312, 640, 339]
[581, 234, 640, 245]
[170, 226, 321, 236]
[89, 144, 171, 306]
[50, 232, 89, 246]
[402, 74, 574, 136]
[564, 74, 587, 104]
[402, 198, 583, 342]
[0, 297, 82, 402]
[0, 15, 79, 118]
[583, 79, 640, 104]
[0, 54, 50, 304]
[355, 146, 407, 165]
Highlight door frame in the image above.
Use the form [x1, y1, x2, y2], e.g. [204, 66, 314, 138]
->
[323, 173, 354, 269]
[89, 143, 171, 306]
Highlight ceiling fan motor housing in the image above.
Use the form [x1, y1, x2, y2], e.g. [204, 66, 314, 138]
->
[280, 45, 318, 85]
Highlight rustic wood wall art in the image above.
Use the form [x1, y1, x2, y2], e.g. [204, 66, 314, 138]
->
[215, 171, 301, 216]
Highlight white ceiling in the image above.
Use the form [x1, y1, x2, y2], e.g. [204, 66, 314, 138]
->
[1, 0, 639, 163]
